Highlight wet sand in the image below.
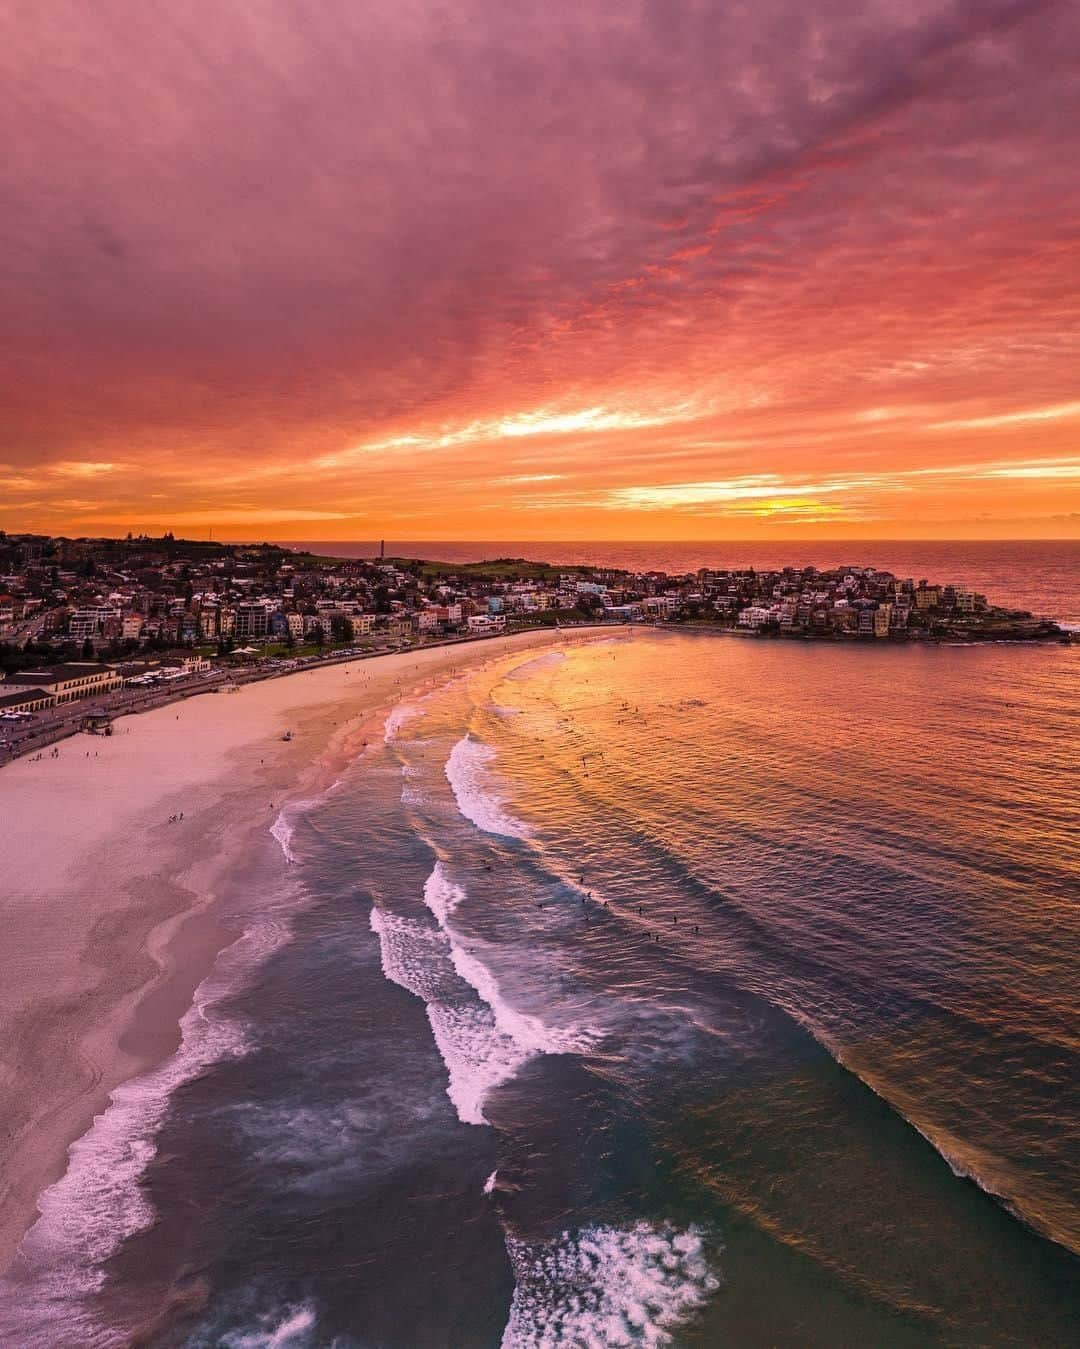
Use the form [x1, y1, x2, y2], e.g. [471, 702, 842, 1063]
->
[0, 630, 585, 1274]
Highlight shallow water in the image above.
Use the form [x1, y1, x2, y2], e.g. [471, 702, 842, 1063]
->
[2, 630, 1077, 1346]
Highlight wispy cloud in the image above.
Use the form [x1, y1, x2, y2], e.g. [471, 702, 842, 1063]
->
[606, 473, 893, 511]
[48, 461, 122, 478]
[597, 454, 1080, 519]
[928, 403, 1080, 432]
[320, 401, 705, 468]
[2, 0, 1079, 539]
[979, 459, 1080, 480]
[66, 507, 355, 525]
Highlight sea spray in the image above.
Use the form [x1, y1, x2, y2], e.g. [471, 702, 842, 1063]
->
[422, 860, 466, 925]
[500, 1222, 720, 1348]
[368, 906, 533, 1125]
[0, 915, 294, 1347]
[383, 702, 423, 744]
[184, 1291, 323, 1349]
[218, 1301, 320, 1349]
[450, 943, 594, 1058]
[445, 736, 530, 839]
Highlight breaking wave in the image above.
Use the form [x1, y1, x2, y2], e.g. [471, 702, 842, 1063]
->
[369, 905, 532, 1125]
[370, 855, 595, 1127]
[383, 701, 424, 743]
[0, 916, 293, 1348]
[501, 1222, 719, 1348]
[445, 736, 530, 839]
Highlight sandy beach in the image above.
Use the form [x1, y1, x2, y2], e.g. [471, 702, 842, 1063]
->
[0, 628, 582, 1276]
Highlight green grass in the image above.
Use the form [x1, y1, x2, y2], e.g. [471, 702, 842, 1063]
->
[257, 638, 374, 659]
[386, 556, 611, 582]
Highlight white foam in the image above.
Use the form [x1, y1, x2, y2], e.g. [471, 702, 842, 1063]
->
[270, 808, 300, 862]
[501, 1223, 719, 1349]
[484, 1170, 498, 1195]
[425, 1003, 534, 1125]
[368, 907, 456, 1004]
[445, 736, 530, 839]
[270, 791, 327, 863]
[422, 860, 466, 925]
[369, 906, 533, 1125]
[221, 1301, 319, 1348]
[0, 916, 293, 1346]
[450, 944, 594, 1058]
[370, 849, 597, 1129]
[384, 701, 423, 743]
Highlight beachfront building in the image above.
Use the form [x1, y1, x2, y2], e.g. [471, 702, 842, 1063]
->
[4, 662, 123, 704]
[0, 687, 55, 714]
[467, 614, 506, 634]
[738, 606, 773, 630]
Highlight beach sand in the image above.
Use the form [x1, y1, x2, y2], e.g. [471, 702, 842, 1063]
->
[0, 629, 582, 1274]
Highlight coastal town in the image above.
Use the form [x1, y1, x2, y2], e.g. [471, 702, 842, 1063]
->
[0, 530, 1068, 757]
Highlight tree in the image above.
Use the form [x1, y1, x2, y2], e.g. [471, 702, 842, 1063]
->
[81, 637, 95, 660]
[312, 622, 326, 646]
[330, 614, 352, 644]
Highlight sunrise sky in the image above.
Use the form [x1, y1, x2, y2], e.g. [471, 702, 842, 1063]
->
[2, 0, 1079, 541]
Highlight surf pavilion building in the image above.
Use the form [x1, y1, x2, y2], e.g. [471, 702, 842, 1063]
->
[2, 662, 123, 707]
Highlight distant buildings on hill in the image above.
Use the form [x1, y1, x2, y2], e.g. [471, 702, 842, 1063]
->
[0, 532, 1066, 703]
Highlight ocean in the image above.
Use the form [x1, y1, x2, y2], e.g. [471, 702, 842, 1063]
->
[289, 540, 1080, 625]
[0, 555, 1077, 1346]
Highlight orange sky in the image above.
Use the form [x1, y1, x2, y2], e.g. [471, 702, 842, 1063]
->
[2, 0, 1078, 542]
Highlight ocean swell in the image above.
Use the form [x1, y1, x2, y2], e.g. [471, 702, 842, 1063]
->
[445, 735, 530, 839]
[369, 905, 533, 1125]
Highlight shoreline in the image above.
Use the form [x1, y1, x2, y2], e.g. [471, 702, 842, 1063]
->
[0, 624, 620, 768]
[0, 626, 599, 1277]
[3, 618, 1073, 765]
